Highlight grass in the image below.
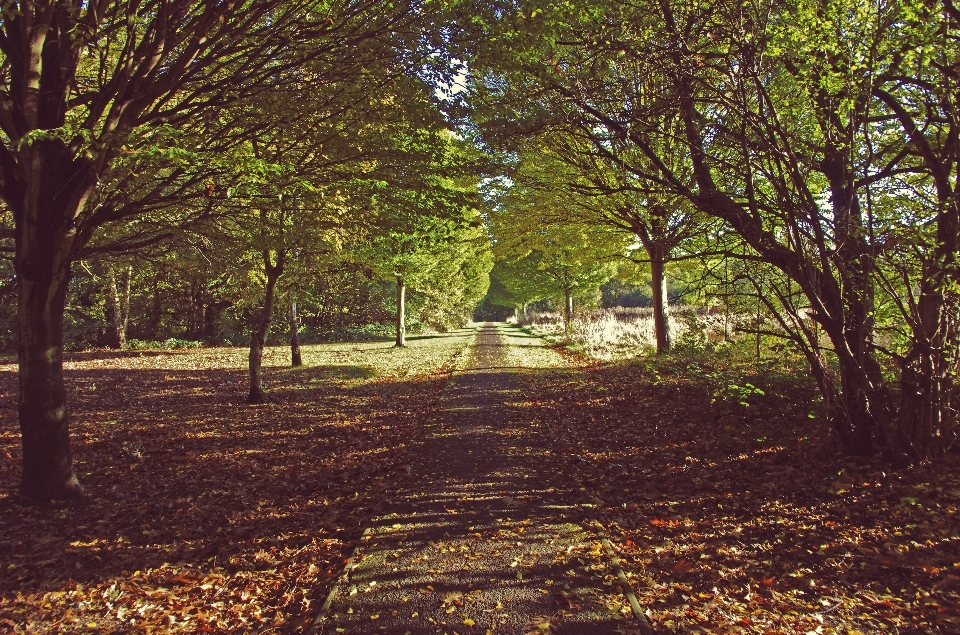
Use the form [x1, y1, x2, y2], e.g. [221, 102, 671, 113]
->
[516, 307, 736, 360]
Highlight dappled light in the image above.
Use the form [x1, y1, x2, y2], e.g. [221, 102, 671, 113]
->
[527, 354, 960, 633]
[1, 1, 958, 633]
[0, 332, 474, 632]
[323, 324, 630, 634]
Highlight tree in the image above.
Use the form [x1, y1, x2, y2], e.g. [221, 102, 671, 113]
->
[103, 265, 132, 349]
[0, 0, 436, 502]
[361, 134, 490, 346]
[487, 174, 623, 335]
[461, 0, 960, 464]
[411, 218, 493, 330]
[499, 134, 705, 353]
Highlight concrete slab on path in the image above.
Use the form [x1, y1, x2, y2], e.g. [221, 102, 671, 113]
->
[315, 323, 639, 635]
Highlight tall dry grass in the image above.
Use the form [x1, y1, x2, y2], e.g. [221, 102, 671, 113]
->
[513, 306, 737, 360]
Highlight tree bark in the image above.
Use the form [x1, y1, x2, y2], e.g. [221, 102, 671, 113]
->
[248, 251, 284, 404]
[18, 265, 83, 502]
[873, 85, 960, 463]
[149, 274, 163, 338]
[395, 276, 406, 347]
[203, 301, 231, 344]
[106, 271, 124, 349]
[663, 53, 884, 457]
[633, 221, 675, 355]
[14, 138, 94, 503]
[0, 2, 374, 502]
[120, 266, 131, 345]
[649, 247, 671, 354]
[564, 288, 573, 337]
[289, 294, 302, 367]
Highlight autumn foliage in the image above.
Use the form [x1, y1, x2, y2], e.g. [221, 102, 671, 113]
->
[0, 339, 464, 632]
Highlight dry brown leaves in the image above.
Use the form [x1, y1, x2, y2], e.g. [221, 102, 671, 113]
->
[531, 353, 960, 635]
[0, 340, 463, 634]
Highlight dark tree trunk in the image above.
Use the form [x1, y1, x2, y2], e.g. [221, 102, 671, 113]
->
[18, 267, 83, 502]
[893, 187, 960, 461]
[898, 292, 959, 461]
[248, 251, 284, 404]
[824, 148, 887, 457]
[395, 276, 406, 347]
[150, 273, 163, 338]
[649, 248, 671, 355]
[289, 294, 302, 367]
[662, 54, 885, 458]
[203, 301, 231, 344]
[14, 140, 95, 503]
[633, 222, 674, 355]
[189, 281, 204, 340]
[876, 86, 960, 464]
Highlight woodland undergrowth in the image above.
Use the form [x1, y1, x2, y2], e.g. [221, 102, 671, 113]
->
[516, 308, 733, 361]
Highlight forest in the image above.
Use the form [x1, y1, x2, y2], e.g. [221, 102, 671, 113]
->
[0, 0, 958, 634]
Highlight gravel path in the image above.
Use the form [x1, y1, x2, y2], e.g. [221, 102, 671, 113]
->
[316, 323, 637, 635]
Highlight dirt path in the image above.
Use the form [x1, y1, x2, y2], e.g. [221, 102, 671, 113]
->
[316, 323, 639, 635]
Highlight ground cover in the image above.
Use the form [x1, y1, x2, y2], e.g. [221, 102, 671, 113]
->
[530, 350, 960, 634]
[321, 324, 635, 635]
[3, 324, 957, 635]
[0, 327, 475, 633]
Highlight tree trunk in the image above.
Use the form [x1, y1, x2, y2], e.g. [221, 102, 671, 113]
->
[289, 294, 302, 367]
[248, 251, 284, 404]
[876, 84, 960, 464]
[120, 266, 131, 345]
[650, 249, 671, 354]
[670, 65, 884, 458]
[14, 138, 95, 503]
[18, 267, 83, 502]
[395, 276, 406, 347]
[150, 274, 163, 338]
[897, 293, 959, 461]
[106, 271, 124, 349]
[203, 301, 231, 344]
[189, 281, 204, 340]
[564, 288, 573, 337]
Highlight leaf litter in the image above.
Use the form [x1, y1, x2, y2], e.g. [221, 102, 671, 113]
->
[3, 329, 957, 635]
[530, 351, 960, 635]
[0, 332, 472, 634]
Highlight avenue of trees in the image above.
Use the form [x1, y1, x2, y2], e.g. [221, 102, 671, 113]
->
[0, 0, 492, 502]
[461, 0, 959, 466]
[0, 0, 957, 502]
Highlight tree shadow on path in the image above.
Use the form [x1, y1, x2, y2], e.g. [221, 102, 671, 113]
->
[322, 324, 635, 635]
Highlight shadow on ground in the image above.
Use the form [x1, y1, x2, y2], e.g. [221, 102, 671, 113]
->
[323, 344, 631, 633]
[0, 350, 450, 633]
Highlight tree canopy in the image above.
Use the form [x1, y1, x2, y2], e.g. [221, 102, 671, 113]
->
[0, 0, 957, 503]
